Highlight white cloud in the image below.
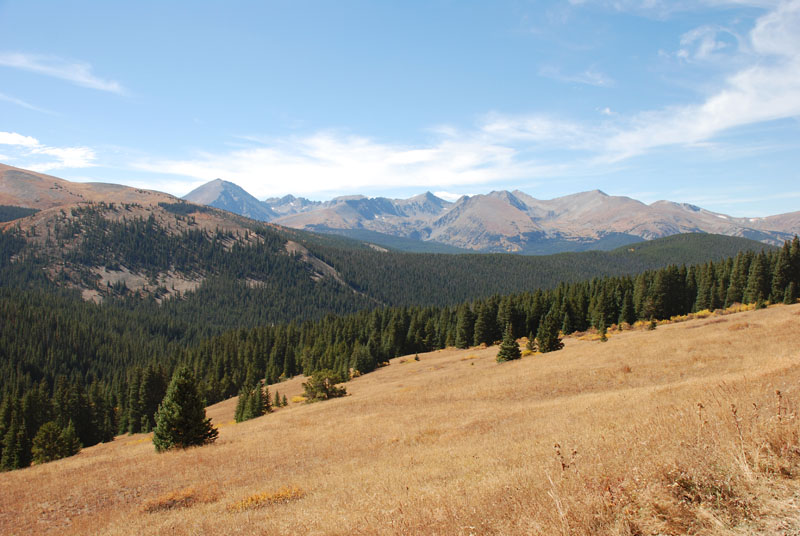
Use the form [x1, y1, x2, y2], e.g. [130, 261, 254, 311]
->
[0, 130, 96, 171]
[0, 131, 40, 147]
[134, 129, 568, 198]
[27, 147, 97, 172]
[0, 52, 124, 94]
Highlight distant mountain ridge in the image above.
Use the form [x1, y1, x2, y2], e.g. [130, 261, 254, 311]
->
[183, 179, 800, 254]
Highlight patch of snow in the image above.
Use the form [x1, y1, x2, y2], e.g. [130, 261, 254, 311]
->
[716, 214, 728, 219]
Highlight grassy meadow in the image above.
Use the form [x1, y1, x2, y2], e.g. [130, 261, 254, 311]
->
[2, 303, 800, 535]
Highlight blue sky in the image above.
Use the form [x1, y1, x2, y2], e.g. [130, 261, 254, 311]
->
[1, 0, 799, 216]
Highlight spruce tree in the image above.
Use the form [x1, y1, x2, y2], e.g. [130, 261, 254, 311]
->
[1, 410, 30, 471]
[536, 307, 564, 353]
[785, 282, 798, 305]
[525, 332, 537, 352]
[473, 304, 493, 346]
[59, 420, 81, 457]
[619, 290, 635, 326]
[153, 367, 218, 452]
[454, 305, 475, 349]
[282, 394, 288, 407]
[598, 316, 608, 342]
[234, 386, 248, 423]
[31, 422, 64, 464]
[496, 323, 522, 362]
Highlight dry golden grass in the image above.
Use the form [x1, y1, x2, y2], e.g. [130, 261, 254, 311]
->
[2, 304, 800, 535]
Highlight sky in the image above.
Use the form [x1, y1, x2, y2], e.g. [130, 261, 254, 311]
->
[1, 0, 799, 216]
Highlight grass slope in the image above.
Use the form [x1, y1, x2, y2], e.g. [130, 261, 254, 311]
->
[3, 303, 799, 535]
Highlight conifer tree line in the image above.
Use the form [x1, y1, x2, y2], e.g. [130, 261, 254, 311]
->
[181, 236, 799, 402]
[1, 237, 798, 470]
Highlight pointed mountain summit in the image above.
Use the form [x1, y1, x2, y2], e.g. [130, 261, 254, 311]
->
[183, 179, 276, 221]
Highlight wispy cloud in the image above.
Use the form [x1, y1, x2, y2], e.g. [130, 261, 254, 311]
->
[0, 52, 124, 94]
[134, 130, 565, 198]
[0, 131, 96, 171]
[539, 65, 614, 87]
[0, 92, 54, 114]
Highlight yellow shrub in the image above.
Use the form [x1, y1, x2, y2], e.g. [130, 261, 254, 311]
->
[227, 486, 305, 513]
[290, 395, 306, 403]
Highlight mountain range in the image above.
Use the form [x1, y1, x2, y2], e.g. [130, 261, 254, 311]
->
[0, 162, 774, 311]
[184, 178, 800, 254]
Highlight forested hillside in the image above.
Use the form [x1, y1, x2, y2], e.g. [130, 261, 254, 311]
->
[1, 219, 796, 470]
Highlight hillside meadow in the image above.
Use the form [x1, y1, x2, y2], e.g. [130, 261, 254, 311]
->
[2, 304, 800, 535]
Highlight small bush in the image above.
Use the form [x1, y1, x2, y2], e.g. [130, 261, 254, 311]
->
[302, 370, 346, 402]
[227, 486, 305, 512]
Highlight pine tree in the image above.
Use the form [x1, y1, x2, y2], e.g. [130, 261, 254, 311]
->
[351, 342, 376, 374]
[1, 410, 30, 471]
[59, 420, 81, 457]
[598, 316, 608, 342]
[31, 422, 64, 464]
[30, 421, 79, 464]
[536, 307, 564, 353]
[282, 394, 288, 407]
[618, 290, 635, 326]
[138, 365, 167, 432]
[153, 367, 218, 452]
[525, 332, 537, 352]
[744, 252, 770, 304]
[126, 368, 143, 434]
[771, 244, 792, 302]
[274, 390, 281, 408]
[785, 282, 798, 305]
[234, 386, 248, 423]
[496, 323, 522, 362]
[473, 304, 493, 346]
[454, 305, 475, 349]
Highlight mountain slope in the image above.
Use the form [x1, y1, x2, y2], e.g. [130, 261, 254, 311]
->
[0, 163, 175, 209]
[184, 179, 277, 221]
[4, 304, 799, 535]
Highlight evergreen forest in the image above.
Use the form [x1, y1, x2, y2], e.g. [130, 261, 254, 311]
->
[1, 203, 796, 471]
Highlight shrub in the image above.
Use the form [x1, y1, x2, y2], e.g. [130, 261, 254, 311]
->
[227, 486, 305, 512]
[302, 370, 346, 402]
